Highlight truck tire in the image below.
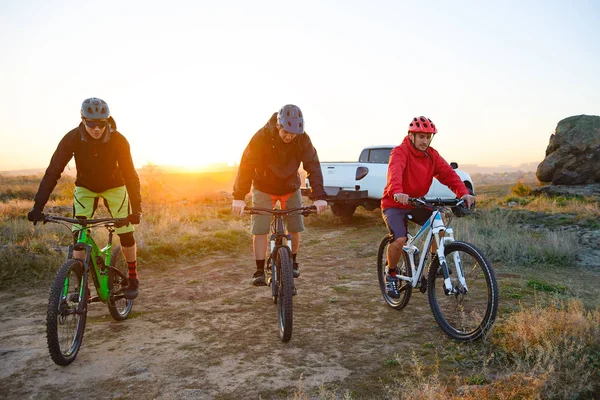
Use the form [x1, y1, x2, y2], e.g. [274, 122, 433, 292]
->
[331, 203, 357, 218]
[464, 182, 474, 196]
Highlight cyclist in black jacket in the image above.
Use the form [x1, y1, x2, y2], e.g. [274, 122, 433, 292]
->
[27, 97, 142, 299]
[232, 104, 328, 285]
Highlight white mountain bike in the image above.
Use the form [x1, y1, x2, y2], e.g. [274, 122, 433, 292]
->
[377, 198, 498, 341]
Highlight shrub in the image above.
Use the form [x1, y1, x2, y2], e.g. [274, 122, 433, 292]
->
[510, 181, 531, 197]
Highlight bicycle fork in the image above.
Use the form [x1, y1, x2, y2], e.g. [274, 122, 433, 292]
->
[434, 227, 468, 295]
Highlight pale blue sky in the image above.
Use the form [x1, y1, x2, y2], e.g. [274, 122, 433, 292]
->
[1, 0, 599, 171]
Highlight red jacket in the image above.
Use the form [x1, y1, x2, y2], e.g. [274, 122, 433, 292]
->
[381, 136, 469, 210]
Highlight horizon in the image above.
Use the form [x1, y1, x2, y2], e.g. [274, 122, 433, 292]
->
[1, 1, 599, 171]
[0, 159, 541, 177]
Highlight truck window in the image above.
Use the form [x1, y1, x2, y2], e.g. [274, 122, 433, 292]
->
[368, 148, 392, 164]
[359, 149, 369, 163]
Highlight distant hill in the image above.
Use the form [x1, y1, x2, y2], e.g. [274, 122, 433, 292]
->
[0, 168, 45, 176]
[458, 162, 539, 175]
[0, 167, 78, 177]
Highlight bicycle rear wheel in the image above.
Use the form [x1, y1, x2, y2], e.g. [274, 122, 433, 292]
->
[276, 247, 294, 342]
[427, 241, 498, 341]
[46, 259, 87, 366]
[377, 235, 412, 310]
[108, 246, 134, 321]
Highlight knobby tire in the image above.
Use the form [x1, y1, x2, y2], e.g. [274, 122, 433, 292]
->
[108, 246, 134, 321]
[427, 241, 498, 341]
[377, 235, 412, 310]
[46, 259, 87, 366]
[277, 247, 294, 342]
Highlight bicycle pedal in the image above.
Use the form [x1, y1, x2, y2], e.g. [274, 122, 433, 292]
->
[89, 296, 100, 303]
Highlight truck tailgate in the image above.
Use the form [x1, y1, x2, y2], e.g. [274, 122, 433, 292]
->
[320, 163, 361, 188]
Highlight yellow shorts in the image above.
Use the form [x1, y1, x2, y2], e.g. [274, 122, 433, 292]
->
[73, 186, 134, 234]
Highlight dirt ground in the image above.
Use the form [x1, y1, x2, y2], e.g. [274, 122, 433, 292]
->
[1, 219, 599, 399]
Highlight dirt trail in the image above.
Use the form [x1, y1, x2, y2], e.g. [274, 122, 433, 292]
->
[1, 223, 598, 399]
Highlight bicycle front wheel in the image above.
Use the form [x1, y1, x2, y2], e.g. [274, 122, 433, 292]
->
[427, 241, 498, 341]
[377, 235, 412, 310]
[276, 247, 294, 342]
[108, 246, 133, 321]
[46, 259, 87, 366]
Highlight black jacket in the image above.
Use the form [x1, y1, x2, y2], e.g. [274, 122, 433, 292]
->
[33, 117, 142, 214]
[233, 113, 326, 200]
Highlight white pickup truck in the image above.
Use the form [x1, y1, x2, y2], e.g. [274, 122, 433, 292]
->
[303, 145, 475, 218]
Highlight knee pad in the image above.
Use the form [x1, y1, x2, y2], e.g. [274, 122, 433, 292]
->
[118, 232, 136, 248]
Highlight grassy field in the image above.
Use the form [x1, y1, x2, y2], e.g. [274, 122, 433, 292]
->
[0, 172, 599, 399]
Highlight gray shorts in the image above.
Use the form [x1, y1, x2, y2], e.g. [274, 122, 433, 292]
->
[251, 188, 304, 235]
[382, 207, 432, 241]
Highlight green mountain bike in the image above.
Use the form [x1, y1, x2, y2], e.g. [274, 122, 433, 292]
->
[42, 214, 133, 365]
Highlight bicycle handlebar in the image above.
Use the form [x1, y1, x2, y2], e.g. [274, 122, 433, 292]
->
[245, 206, 317, 216]
[408, 197, 465, 208]
[43, 214, 131, 228]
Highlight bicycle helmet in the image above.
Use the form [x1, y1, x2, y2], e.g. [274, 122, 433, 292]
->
[408, 116, 437, 134]
[277, 104, 304, 134]
[81, 97, 110, 119]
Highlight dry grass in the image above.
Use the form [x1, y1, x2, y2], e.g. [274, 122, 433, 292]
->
[451, 208, 581, 267]
[493, 299, 600, 399]
[375, 299, 600, 399]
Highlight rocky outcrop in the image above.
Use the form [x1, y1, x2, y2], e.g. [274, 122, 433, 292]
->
[536, 115, 600, 184]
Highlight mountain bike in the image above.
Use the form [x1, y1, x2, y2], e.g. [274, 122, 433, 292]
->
[245, 206, 317, 342]
[42, 214, 134, 365]
[377, 198, 498, 341]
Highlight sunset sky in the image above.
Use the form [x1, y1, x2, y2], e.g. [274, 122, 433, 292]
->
[1, 0, 599, 172]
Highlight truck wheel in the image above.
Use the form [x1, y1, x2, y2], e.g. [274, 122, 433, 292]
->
[331, 203, 357, 218]
[465, 182, 475, 196]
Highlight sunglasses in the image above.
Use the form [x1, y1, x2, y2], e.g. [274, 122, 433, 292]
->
[84, 120, 108, 129]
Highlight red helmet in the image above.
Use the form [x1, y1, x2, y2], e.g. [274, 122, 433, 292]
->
[408, 116, 437, 134]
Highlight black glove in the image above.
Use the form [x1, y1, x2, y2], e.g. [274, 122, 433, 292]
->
[27, 208, 45, 225]
[127, 212, 142, 225]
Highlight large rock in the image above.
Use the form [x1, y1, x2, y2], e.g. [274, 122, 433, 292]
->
[536, 115, 600, 184]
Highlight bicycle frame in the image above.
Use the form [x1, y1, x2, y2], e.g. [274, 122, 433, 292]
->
[44, 215, 128, 310]
[68, 225, 115, 304]
[396, 207, 468, 295]
[269, 214, 291, 256]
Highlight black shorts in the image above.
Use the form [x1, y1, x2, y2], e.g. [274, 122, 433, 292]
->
[382, 207, 432, 241]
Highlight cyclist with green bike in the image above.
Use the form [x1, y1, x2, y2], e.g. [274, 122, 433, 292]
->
[382, 116, 475, 299]
[27, 97, 142, 299]
[232, 104, 328, 285]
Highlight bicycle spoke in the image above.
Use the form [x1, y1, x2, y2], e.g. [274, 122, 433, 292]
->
[108, 246, 134, 321]
[377, 235, 412, 310]
[47, 259, 87, 365]
[428, 241, 498, 341]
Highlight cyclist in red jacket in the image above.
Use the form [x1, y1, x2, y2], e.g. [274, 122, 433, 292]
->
[381, 116, 475, 298]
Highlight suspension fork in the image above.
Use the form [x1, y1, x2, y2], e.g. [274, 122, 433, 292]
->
[431, 212, 455, 295]
[445, 227, 468, 292]
[72, 242, 92, 314]
[433, 219, 468, 295]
